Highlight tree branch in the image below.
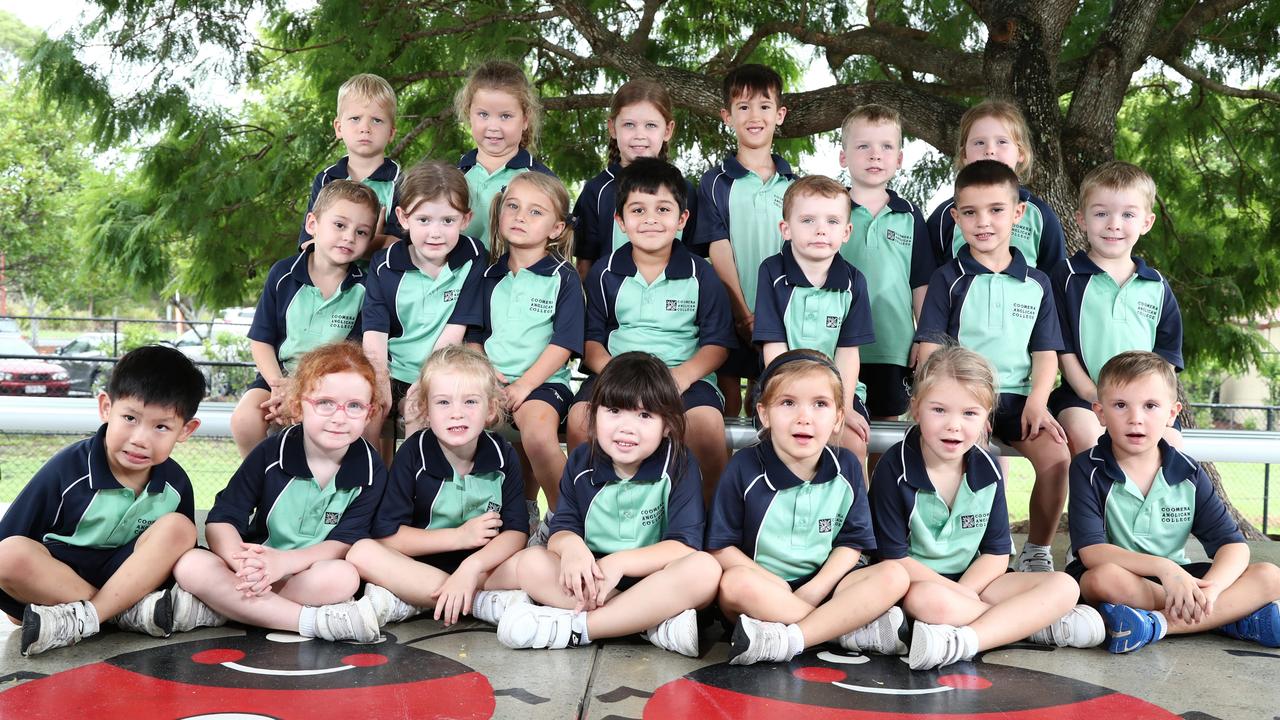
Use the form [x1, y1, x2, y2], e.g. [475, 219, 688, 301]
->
[1159, 55, 1280, 103]
[390, 106, 455, 158]
[628, 0, 664, 51]
[398, 9, 558, 43]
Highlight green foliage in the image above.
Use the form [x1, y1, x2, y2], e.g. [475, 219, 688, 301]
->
[120, 322, 166, 350]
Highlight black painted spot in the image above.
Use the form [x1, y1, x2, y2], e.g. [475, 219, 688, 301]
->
[495, 687, 550, 705]
[597, 686, 654, 703]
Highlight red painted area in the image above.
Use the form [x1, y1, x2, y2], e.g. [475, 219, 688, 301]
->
[0, 662, 495, 720]
[341, 653, 389, 667]
[936, 674, 992, 690]
[191, 649, 247, 664]
[645, 678, 1182, 719]
[792, 666, 847, 683]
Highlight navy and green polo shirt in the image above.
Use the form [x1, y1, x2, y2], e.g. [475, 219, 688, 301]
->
[249, 248, 366, 374]
[464, 253, 584, 387]
[371, 429, 525, 539]
[457, 148, 556, 248]
[869, 426, 1011, 576]
[1068, 435, 1243, 565]
[692, 154, 797, 312]
[362, 237, 485, 384]
[1051, 251, 1183, 384]
[571, 164, 700, 263]
[926, 186, 1066, 272]
[752, 242, 875, 400]
[0, 425, 194, 549]
[706, 440, 875, 582]
[206, 425, 385, 550]
[915, 247, 1063, 396]
[842, 189, 934, 366]
[298, 156, 404, 247]
[584, 241, 735, 371]
[549, 440, 704, 555]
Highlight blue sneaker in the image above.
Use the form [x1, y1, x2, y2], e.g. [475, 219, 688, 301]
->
[1100, 603, 1164, 653]
[1217, 602, 1280, 647]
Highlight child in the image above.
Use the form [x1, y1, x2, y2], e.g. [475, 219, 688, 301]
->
[1050, 162, 1184, 456]
[362, 160, 486, 456]
[454, 60, 556, 248]
[171, 342, 387, 642]
[496, 352, 720, 657]
[1068, 351, 1280, 652]
[347, 346, 529, 627]
[232, 180, 377, 457]
[466, 172, 583, 544]
[572, 79, 697, 279]
[708, 350, 909, 665]
[915, 159, 1070, 572]
[870, 345, 1103, 671]
[838, 105, 933, 428]
[753, 175, 876, 462]
[299, 73, 403, 250]
[568, 158, 734, 501]
[694, 63, 797, 418]
[927, 100, 1065, 272]
[0, 346, 204, 655]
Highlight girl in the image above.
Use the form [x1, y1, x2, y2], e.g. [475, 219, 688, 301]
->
[363, 160, 486, 459]
[869, 345, 1102, 671]
[571, 79, 697, 279]
[454, 60, 556, 248]
[170, 342, 386, 642]
[707, 349, 910, 665]
[496, 352, 721, 657]
[465, 173, 584, 545]
[926, 100, 1066, 273]
[346, 345, 529, 628]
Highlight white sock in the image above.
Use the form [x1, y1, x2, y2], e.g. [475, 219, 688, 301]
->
[80, 601, 101, 636]
[785, 623, 805, 659]
[571, 611, 590, 645]
[957, 625, 980, 661]
[297, 606, 318, 638]
[1151, 610, 1169, 641]
[1022, 542, 1051, 555]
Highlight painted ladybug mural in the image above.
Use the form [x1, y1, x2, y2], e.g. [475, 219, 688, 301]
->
[0, 630, 494, 719]
[646, 648, 1183, 719]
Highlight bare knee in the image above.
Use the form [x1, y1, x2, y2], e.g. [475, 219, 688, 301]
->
[1247, 562, 1280, 599]
[173, 549, 225, 591]
[717, 566, 765, 612]
[515, 547, 559, 590]
[903, 581, 953, 619]
[344, 538, 384, 574]
[1079, 563, 1130, 604]
[0, 536, 42, 586]
[672, 552, 722, 597]
[138, 513, 197, 550]
[864, 560, 910, 596]
[309, 559, 361, 599]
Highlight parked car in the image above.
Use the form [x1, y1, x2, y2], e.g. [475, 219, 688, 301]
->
[0, 336, 71, 396]
[170, 322, 253, 398]
[54, 332, 123, 395]
[0, 317, 20, 336]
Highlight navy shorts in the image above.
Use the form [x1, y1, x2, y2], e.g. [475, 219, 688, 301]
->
[247, 373, 271, 393]
[849, 395, 871, 424]
[992, 392, 1030, 445]
[719, 344, 761, 381]
[0, 539, 142, 619]
[1050, 384, 1182, 431]
[413, 550, 470, 575]
[860, 363, 912, 418]
[516, 382, 573, 423]
[1066, 559, 1211, 586]
[390, 378, 413, 419]
[574, 375, 724, 413]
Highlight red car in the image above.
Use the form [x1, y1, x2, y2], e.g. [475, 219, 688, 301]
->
[0, 336, 71, 396]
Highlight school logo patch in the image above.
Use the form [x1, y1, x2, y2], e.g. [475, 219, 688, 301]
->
[486, 502, 501, 513]
[1135, 300, 1160, 321]
[817, 518, 834, 534]
[323, 511, 341, 525]
[329, 313, 357, 331]
[885, 229, 911, 247]
[826, 315, 840, 329]
[666, 299, 678, 311]
[664, 299, 697, 312]
[442, 289, 459, 303]
[959, 512, 988, 530]
[1010, 302, 1037, 321]
[1160, 505, 1192, 524]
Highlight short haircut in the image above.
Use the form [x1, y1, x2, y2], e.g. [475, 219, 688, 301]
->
[285, 341, 379, 420]
[311, 179, 381, 223]
[957, 99, 1033, 180]
[108, 345, 205, 421]
[1096, 350, 1177, 399]
[954, 159, 1021, 204]
[488, 172, 575, 262]
[722, 63, 784, 107]
[454, 60, 543, 153]
[910, 343, 998, 417]
[840, 104, 902, 142]
[614, 157, 688, 216]
[412, 344, 505, 430]
[782, 174, 851, 219]
[397, 160, 471, 216]
[1078, 160, 1157, 212]
[608, 79, 675, 166]
[337, 73, 397, 122]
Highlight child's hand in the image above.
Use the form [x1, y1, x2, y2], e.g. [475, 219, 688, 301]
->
[375, 380, 393, 420]
[431, 568, 481, 626]
[592, 556, 625, 605]
[734, 314, 754, 344]
[503, 381, 533, 413]
[908, 342, 920, 370]
[457, 511, 502, 550]
[402, 381, 422, 425]
[844, 411, 870, 444]
[792, 579, 827, 608]
[1199, 580, 1223, 617]
[232, 544, 283, 597]
[668, 366, 694, 395]
[1020, 399, 1065, 443]
[559, 545, 604, 612]
[1159, 564, 1208, 623]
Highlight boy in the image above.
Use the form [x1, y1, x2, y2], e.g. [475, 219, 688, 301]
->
[694, 64, 796, 418]
[567, 158, 735, 501]
[1067, 351, 1280, 652]
[0, 345, 205, 655]
[915, 160, 1070, 571]
[753, 175, 876, 462]
[838, 105, 932, 431]
[1050, 162, 1183, 457]
[232, 180, 377, 456]
[298, 73, 403, 250]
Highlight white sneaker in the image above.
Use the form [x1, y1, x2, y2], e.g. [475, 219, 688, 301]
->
[1015, 544, 1055, 572]
[839, 606, 907, 655]
[1029, 603, 1106, 648]
[21, 601, 98, 656]
[114, 589, 173, 637]
[728, 615, 793, 665]
[169, 585, 227, 632]
[908, 621, 970, 671]
[362, 583, 419, 626]
[643, 608, 699, 657]
[313, 600, 381, 643]
[497, 603, 581, 649]
[471, 589, 529, 626]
